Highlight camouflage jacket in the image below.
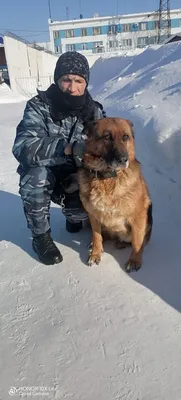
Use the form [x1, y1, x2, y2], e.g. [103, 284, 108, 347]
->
[12, 91, 105, 175]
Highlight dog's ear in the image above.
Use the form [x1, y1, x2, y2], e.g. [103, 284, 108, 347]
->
[126, 119, 134, 137]
[83, 120, 97, 139]
[126, 119, 133, 128]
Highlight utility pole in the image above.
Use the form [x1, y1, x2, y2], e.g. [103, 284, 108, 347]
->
[157, 0, 171, 43]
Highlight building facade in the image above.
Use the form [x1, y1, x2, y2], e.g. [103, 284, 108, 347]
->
[49, 9, 181, 55]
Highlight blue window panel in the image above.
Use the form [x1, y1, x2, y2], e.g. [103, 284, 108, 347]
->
[118, 24, 122, 32]
[74, 28, 82, 37]
[101, 25, 107, 34]
[54, 38, 62, 46]
[171, 18, 180, 28]
[75, 43, 82, 50]
[59, 30, 65, 38]
[148, 21, 154, 30]
[86, 27, 93, 36]
[86, 42, 93, 49]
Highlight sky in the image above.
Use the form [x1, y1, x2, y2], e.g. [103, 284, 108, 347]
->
[0, 0, 181, 43]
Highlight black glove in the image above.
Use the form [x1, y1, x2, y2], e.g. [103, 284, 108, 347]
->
[63, 154, 77, 173]
[72, 141, 86, 168]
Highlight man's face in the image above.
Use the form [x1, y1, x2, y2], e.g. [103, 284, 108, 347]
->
[58, 74, 87, 96]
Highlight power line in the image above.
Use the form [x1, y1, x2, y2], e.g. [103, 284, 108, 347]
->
[0, 28, 48, 33]
[22, 33, 48, 38]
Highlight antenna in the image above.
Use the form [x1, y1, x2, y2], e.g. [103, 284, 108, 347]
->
[66, 6, 69, 20]
[116, 0, 119, 16]
[79, 0, 82, 14]
[48, 0, 52, 20]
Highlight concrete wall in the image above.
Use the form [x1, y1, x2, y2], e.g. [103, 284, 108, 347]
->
[4, 35, 58, 97]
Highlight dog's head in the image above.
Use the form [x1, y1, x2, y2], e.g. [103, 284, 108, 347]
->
[82, 117, 135, 172]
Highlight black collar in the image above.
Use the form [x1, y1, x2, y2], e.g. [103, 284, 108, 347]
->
[85, 168, 117, 180]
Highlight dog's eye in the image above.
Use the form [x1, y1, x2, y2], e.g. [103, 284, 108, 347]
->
[122, 134, 130, 142]
[104, 133, 112, 140]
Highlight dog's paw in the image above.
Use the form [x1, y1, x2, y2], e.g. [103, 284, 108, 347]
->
[115, 240, 131, 249]
[125, 258, 142, 273]
[88, 253, 102, 266]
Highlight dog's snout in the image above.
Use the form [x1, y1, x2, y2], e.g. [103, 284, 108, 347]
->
[105, 148, 128, 165]
[120, 155, 128, 164]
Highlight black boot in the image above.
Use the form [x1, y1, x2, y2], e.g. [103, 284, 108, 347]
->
[66, 219, 82, 233]
[32, 230, 63, 265]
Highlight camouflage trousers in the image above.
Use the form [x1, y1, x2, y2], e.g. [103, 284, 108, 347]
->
[19, 166, 88, 236]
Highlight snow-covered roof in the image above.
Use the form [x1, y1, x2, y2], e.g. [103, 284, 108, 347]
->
[162, 32, 181, 44]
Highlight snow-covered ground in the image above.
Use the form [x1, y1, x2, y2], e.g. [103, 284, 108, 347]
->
[1, 42, 181, 400]
[0, 83, 26, 104]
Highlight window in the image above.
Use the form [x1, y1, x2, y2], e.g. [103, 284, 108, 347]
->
[66, 44, 76, 51]
[122, 24, 132, 32]
[132, 23, 139, 30]
[109, 40, 118, 48]
[154, 21, 159, 29]
[149, 36, 157, 44]
[137, 37, 148, 47]
[53, 31, 59, 39]
[122, 39, 132, 47]
[139, 22, 148, 31]
[55, 45, 61, 53]
[82, 43, 87, 50]
[65, 29, 74, 38]
[108, 25, 117, 34]
[93, 41, 103, 48]
[93, 27, 102, 35]
[81, 28, 87, 36]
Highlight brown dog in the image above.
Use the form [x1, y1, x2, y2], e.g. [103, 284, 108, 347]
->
[78, 117, 152, 272]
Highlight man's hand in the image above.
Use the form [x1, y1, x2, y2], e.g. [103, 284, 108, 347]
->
[64, 144, 72, 155]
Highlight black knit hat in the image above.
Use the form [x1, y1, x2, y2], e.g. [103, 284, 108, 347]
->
[54, 51, 90, 84]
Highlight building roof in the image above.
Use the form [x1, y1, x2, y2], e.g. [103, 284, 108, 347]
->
[48, 8, 181, 26]
[162, 32, 181, 44]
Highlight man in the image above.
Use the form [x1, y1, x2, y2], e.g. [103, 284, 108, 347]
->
[12, 51, 105, 265]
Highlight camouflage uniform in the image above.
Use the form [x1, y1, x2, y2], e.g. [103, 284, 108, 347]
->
[12, 95, 104, 236]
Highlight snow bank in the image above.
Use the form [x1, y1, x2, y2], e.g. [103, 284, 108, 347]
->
[90, 42, 181, 185]
[0, 83, 26, 104]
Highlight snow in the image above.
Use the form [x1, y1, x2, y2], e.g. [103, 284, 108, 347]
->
[0, 83, 26, 104]
[1, 42, 181, 399]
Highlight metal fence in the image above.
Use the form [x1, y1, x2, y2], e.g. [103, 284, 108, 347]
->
[15, 75, 54, 97]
